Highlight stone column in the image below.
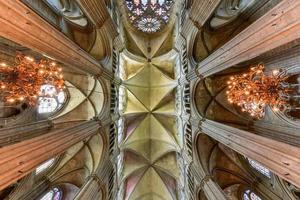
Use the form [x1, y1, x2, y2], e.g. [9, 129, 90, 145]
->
[10, 177, 49, 200]
[0, 1, 110, 76]
[76, 0, 119, 45]
[187, 0, 300, 79]
[74, 175, 102, 200]
[200, 119, 300, 188]
[253, 122, 300, 147]
[0, 120, 100, 190]
[0, 120, 53, 147]
[74, 156, 113, 200]
[202, 177, 228, 200]
[192, 165, 228, 200]
[181, 0, 221, 39]
[76, 0, 110, 29]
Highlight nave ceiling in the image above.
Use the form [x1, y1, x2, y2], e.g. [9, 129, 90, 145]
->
[116, 0, 184, 196]
[0, 0, 300, 200]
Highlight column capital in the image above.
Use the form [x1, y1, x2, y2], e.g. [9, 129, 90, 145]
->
[199, 175, 213, 188]
[186, 68, 203, 82]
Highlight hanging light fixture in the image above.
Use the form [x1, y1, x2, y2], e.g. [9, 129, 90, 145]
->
[226, 64, 290, 119]
[0, 54, 65, 106]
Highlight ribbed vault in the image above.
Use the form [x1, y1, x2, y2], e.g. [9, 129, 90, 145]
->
[119, 54, 180, 199]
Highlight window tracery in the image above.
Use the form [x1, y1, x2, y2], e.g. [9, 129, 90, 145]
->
[38, 84, 65, 114]
[125, 0, 174, 33]
[39, 187, 62, 200]
[243, 189, 262, 200]
[248, 158, 271, 178]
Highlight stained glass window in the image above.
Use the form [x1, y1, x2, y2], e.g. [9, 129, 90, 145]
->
[36, 158, 55, 174]
[39, 187, 62, 200]
[248, 158, 271, 178]
[243, 189, 262, 200]
[38, 84, 65, 114]
[125, 0, 174, 33]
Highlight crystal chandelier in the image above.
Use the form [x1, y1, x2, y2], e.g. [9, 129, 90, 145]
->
[125, 0, 174, 33]
[226, 64, 289, 119]
[0, 54, 65, 105]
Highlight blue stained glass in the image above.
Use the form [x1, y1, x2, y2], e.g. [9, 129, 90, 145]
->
[243, 189, 262, 200]
[39, 187, 62, 200]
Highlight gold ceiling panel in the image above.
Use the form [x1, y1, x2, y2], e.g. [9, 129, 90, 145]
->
[124, 89, 149, 114]
[122, 152, 148, 181]
[125, 85, 176, 111]
[122, 139, 178, 163]
[124, 64, 175, 87]
[153, 152, 180, 178]
[152, 89, 176, 114]
[121, 56, 146, 80]
[123, 114, 178, 148]
[128, 167, 174, 200]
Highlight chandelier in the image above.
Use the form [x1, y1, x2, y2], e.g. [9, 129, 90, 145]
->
[226, 64, 289, 119]
[0, 54, 65, 106]
[125, 0, 174, 33]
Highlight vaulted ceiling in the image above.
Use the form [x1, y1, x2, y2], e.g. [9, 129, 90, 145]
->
[119, 52, 181, 199]
[116, 1, 183, 198]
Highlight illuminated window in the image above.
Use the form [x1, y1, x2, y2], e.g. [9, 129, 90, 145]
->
[243, 189, 262, 200]
[38, 84, 65, 114]
[248, 158, 271, 178]
[36, 158, 55, 175]
[45, 0, 63, 11]
[125, 0, 174, 33]
[39, 187, 62, 200]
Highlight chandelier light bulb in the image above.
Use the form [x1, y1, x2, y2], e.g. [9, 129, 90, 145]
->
[25, 56, 34, 62]
[8, 98, 15, 103]
[272, 69, 280, 76]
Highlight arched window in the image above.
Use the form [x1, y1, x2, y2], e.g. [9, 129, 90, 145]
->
[38, 84, 65, 114]
[125, 0, 174, 33]
[39, 187, 62, 200]
[243, 189, 262, 200]
[248, 158, 271, 178]
[35, 158, 55, 175]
